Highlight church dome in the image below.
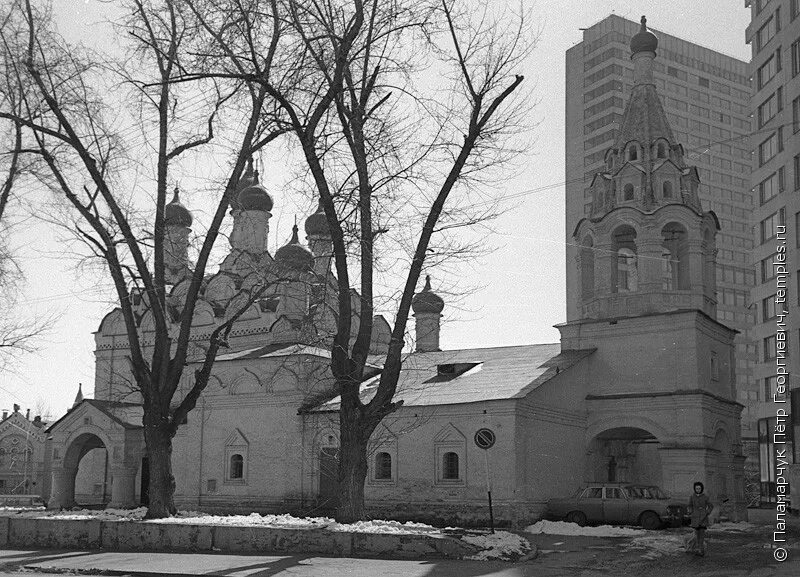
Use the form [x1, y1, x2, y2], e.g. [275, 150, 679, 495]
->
[304, 199, 330, 237]
[412, 275, 444, 314]
[630, 16, 658, 55]
[275, 224, 314, 271]
[237, 170, 274, 212]
[165, 187, 193, 227]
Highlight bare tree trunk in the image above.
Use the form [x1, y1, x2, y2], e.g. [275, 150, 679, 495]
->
[336, 421, 367, 523]
[143, 419, 177, 518]
[336, 402, 372, 522]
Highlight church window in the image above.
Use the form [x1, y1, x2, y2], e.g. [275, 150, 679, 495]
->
[661, 223, 689, 290]
[612, 226, 638, 293]
[375, 452, 392, 480]
[225, 429, 249, 483]
[623, 183, 634, 201]
[662, 181, 673, 198]
[617, 249, 638, 292]
[443, 452, 460, 480]
[434, 423, 466, 485]
[710, 352, 719, 381]
[657, 142, 667, 158]
[627, 144, 638, 161]
[229, 454, 244, 479]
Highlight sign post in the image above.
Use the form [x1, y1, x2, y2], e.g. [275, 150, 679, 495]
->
[474, 428, 496, 534]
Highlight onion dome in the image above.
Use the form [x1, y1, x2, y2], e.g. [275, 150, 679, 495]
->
[165, 187, 193, 227]
[630, 16, 658, 55]
[304, 198, 330, 237]
[237, 169, 274, 212]
[275, 224, 314, 271]
[412, 275, 444, 314]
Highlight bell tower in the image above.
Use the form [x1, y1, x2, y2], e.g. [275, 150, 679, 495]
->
[560, 17, 746, 520]
[574, 16, 718, 321]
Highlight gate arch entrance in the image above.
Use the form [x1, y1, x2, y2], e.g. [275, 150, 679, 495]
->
[587, 427, 663, 487]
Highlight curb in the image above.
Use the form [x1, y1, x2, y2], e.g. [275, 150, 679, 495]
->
[0, 516, 480, 561]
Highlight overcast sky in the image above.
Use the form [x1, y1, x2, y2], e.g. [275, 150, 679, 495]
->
[2, 0, 751, 419]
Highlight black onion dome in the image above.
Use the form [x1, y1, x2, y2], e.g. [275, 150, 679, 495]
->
[412, 275, 444, 314]
[304, 198, 330, 237]
[238, 169, 274, 212]
[630, 16, 658, 55]
[165, 187, 193, 227]
[275, 224, 314, 271]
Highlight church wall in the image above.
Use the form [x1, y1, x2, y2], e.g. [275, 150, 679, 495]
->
[302, 401, 529, 526]
[514, 361, 591, 507]
[559, 311, 735, 399]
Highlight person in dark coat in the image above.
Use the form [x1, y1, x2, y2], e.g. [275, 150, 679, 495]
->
[687, 481, 713, 555]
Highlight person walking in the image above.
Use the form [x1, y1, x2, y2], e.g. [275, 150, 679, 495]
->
[687, 481, 713, 556]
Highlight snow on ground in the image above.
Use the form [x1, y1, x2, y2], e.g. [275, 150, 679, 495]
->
[462, 531, 530, 561]
[524, 520, 643, 537]
[624, 532, 687, 560]
[5, 507, 444, 535]
[708, 521, 756, 533]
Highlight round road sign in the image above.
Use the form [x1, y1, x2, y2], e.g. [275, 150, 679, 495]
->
[474, 428, 496, 449]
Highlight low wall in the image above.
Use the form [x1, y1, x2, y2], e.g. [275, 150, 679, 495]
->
[0, 516, 477, 560]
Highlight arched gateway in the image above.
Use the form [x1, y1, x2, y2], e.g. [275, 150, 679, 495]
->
[47, 400, 144, 509]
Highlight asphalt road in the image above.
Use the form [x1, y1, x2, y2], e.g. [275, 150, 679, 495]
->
[0, 524, 797, 577]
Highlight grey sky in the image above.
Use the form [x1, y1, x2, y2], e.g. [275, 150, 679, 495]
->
[2, 0, 751, 418]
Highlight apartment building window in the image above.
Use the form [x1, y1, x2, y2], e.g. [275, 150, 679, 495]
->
[759, 132, 778, 165]
[762, 253, 779, 282]
[763, 294, 779, 322]
[758, 53, 778, 88]
[793, 39, 800, 76]
[757, 15, 777, 52]
[758, 93, 778, 127]
[760, 208, 785, 243]
[764, 335, 777, 361]
[793, 95, 800, 132]
[759, 171, 780, 204]
[795, 154, 800, 190]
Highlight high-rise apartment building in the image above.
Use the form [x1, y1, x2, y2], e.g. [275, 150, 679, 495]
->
[566, 14, 759, 484]
[746, 0, 800, 504]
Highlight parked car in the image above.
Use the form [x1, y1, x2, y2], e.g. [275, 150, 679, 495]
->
[547, 483, 687, 529]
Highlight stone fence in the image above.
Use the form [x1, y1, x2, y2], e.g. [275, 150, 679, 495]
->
[0, 516, 478, 560]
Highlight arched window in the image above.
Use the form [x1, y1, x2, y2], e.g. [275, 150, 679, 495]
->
[623, 183, 634, 201]
[617, 248, 638, 292]
[662, 223, 689, 290]
[662, 181, 673, 199]
[661, 248, 675, 290]
[229, 454, 244, 479]
[375, 452, 392, 480]
[627, 144, 638, 161]
[657, 142, 667, 158]
[606, 153, 614, 170]
[443, 452, 460, 480]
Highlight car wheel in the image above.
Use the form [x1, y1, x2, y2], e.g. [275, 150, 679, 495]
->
[565, 511, 587, 526]
[639, 511, 662, 530]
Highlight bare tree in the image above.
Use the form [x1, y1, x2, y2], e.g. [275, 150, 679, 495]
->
[188, 0, 532, 521]
[0, 0, 296, 518]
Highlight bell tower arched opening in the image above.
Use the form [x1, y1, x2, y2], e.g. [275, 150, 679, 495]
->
[661, 222, 689, 290]
[612, 226, 638, 293]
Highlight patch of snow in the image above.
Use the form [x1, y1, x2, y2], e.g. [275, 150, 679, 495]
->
[524, 520, 643, 537]
[463, 531, 530, 561]
[708, 521, 756, 533]
[624, 532, 686, 560]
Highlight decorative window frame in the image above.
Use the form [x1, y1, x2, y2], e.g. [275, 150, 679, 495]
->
[368, 436, 398, 485]
[224, 429, 249, 485]
[433, 423, 466, 486]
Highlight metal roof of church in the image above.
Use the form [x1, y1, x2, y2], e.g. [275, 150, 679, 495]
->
[312, 344, 595, 411]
